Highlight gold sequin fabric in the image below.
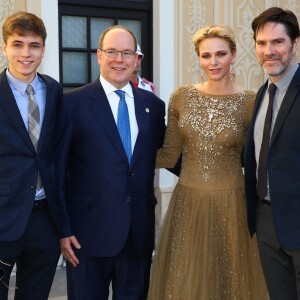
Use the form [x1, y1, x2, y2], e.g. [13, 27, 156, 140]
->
[148, 86, 268, 299]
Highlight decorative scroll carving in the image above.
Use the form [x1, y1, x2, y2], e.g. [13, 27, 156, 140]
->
[0, 0, 15, 71]
[235, 1, 261, 90]
[185, 0, 206, 84]
[286, 0, 299, 20]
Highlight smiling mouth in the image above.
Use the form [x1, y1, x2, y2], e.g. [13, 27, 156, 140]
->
[20, 61, 33, 65]
[113, 67, 125, 71]
[263, 60, 278, 65]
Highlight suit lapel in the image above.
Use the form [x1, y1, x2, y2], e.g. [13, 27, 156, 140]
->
[253, 83, 267, 120]
[88, 79, 129, 162]
[0, 71, 35, 152]
[247, 83, 267, 143]
[37, 74, 54, 153]
[270, 68, 300, 145]
[88, 80, 151, 166]
[130, 87, 150, 167]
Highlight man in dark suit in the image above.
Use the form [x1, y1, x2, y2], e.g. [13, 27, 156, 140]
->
[0, 12, 64, 299]
[57, 25, 166, 299]
[244, 7, 300, 299]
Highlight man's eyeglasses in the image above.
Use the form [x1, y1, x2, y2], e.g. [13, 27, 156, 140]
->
[100, 49, 135, 59]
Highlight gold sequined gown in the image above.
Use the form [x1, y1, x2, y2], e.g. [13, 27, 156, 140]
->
[148, 86, 268, 300]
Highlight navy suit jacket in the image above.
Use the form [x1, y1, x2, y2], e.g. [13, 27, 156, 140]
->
[56, 79, 165, 257]
[0, 70, 66, 242]
[244, 65, 300, 250]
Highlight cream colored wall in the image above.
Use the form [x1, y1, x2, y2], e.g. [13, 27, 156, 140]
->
[156, 0, 300, 243]
[0, 0, 17, 70]
[176, 0, 300, 92]
[0, 0, 58, 79]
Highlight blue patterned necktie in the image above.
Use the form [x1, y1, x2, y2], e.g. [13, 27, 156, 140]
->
[115, 90, 132, 162]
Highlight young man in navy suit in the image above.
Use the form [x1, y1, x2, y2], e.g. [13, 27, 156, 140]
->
[244, 7, 300, 299]
[0, 12, 64, 299]
[57, 25, 166, 299]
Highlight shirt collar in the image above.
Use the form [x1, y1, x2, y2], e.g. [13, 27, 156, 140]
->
[268, 62, 299, 93]
[100, 75, 133, 98]
[6, 69, 40, 96]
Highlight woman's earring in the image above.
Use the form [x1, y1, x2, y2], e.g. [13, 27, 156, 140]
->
[230, 62, 236, 82]
[200, 68, 205, 85]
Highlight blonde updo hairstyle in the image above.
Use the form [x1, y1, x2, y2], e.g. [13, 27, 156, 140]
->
[193, 24, 236, 56]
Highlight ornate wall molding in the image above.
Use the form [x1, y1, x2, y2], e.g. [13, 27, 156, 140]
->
[235, 1, 261, 90]
[0, 0, 16, 71]
[185, 0, 206, 84]
[286, 0, 299, 19]
[182, 0, 300, 90]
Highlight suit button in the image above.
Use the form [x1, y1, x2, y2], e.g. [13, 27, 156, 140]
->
[30, 185, 35, 189]
[127, 197, 131, 202]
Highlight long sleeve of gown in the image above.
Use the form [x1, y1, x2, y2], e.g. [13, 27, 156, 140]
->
[156, 88, 183, 169]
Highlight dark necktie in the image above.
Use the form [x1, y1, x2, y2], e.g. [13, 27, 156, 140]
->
[115, 90, 132, 162]
[257, 83, 277, 200]
[26, 85, 42, 190]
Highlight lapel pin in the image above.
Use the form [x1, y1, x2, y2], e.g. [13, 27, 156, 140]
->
[145, 108, 150, 113]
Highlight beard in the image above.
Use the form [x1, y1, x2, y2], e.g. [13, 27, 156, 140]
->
[262, 60, 289, 77]
[260, 48, 294, 78]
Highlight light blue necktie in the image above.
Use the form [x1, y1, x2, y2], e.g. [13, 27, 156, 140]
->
[115, 90, 132, 162]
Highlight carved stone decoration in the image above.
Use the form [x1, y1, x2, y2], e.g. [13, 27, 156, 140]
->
[185, 0, 207, 84]
[0, 0, 15, 71]
[235, 1, 261, 90]
[286, 0, 300, 23]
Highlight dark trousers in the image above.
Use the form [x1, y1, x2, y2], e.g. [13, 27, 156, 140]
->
[67, 229, 152, 300]
[0, 206, 60, 300]
[256, 201, 300, 300]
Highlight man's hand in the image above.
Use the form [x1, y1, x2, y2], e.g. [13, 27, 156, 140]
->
[60, 236, 81, 267]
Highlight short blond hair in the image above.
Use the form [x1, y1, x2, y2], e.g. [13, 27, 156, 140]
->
[193, 24, 236, 56]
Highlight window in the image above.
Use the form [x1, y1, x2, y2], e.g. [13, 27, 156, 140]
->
[58, 0, 152, 91]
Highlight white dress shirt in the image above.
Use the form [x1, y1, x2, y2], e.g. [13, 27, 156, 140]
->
[100, 75, 138, 152]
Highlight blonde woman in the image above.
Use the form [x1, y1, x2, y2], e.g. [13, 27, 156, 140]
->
[148, 25, 268, 299]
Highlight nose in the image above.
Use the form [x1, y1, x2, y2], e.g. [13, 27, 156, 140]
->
[264, 43, 275, 55]
[21, 46, 31, 57]
[210, 55, 218, 65]
[115, 51, 124, 61]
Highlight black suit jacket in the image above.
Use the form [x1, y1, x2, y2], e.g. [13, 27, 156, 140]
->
[0, 70, 65, 242]
[244, 64, 300, 249]
[56, 79, 166, 257]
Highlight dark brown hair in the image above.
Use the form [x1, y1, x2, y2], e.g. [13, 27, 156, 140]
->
[252, 7, 300, 42]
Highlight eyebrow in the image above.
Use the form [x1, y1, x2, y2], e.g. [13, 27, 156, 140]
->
[11, 40, 42, 45]
[256, 37, 286, 43]
[200, 50, 228, 54]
